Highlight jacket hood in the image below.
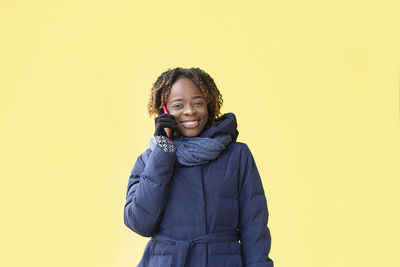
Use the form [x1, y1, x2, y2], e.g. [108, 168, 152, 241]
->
[199, 112, 239, 141]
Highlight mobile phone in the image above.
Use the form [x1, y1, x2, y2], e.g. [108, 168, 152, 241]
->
[162, 105, 173, 140]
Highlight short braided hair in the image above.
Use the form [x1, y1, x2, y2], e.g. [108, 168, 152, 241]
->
[147, 67, 223, 127]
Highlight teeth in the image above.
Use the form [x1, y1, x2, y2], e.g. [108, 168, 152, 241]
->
[183, 121, 198, 125]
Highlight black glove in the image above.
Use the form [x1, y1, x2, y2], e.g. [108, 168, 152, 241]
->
[154, 113, 178, 137]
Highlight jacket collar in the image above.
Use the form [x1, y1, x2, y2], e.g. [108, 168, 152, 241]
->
[198, 113, 239, 141]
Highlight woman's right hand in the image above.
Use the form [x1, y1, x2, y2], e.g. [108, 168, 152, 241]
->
[154, 113, 178, 137]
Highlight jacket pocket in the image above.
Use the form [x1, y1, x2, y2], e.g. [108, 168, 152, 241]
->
[146, 254, 173, 267]
[208, 241, 243, 267]
[208, 253, 242, 267]
[137, 240, 174, 267]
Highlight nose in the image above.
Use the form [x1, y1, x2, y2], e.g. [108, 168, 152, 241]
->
[183, 104, 196, 115]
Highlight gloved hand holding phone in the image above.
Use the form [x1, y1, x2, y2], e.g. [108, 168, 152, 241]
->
[154, 107, 177, 138]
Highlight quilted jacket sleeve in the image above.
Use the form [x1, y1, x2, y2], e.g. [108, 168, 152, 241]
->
[238, 144, 274, 267]
[123, 145, 177, 237]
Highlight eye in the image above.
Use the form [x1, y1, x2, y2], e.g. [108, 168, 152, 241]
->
[173, 104, 183, 109]
[193, 101, 204, 107]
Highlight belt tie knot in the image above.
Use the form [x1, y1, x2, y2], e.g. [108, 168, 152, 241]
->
[152, 230, 239, 267]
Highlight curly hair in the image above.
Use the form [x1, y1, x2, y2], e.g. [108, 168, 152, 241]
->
[147, 67, 223, 127]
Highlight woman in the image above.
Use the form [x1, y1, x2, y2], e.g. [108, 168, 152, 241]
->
[124, 67, 274, 267]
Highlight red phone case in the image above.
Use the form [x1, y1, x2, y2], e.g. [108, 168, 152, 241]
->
[162, 105, 173, 140]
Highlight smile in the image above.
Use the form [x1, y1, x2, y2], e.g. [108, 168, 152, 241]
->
[181, 120, 200, 128]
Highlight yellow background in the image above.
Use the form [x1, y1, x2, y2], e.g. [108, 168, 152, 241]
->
[1, 1, 399, 266]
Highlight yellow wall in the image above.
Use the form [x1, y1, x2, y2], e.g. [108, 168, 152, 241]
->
[1, 1, 399, 266]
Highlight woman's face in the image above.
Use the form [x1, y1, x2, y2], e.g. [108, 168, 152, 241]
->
[166, 78, 208, 137]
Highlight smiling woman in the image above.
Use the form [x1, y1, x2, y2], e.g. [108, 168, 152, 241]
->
[124, 67, 274, 267]
[166, 78, 209, 137]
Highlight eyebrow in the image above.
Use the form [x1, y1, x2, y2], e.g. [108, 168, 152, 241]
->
[170, 96, 204, 103]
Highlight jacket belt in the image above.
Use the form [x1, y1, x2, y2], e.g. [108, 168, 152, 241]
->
[151, 230, 239, 267]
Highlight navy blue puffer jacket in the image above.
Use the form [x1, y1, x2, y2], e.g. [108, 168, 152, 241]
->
[124, 113, 273, 267]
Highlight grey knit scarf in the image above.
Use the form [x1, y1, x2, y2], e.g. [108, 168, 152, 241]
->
[149, 134, 232, 166]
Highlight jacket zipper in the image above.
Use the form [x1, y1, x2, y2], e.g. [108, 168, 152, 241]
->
[200, 165, 208, 233]
[200, 165, 208, 266]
